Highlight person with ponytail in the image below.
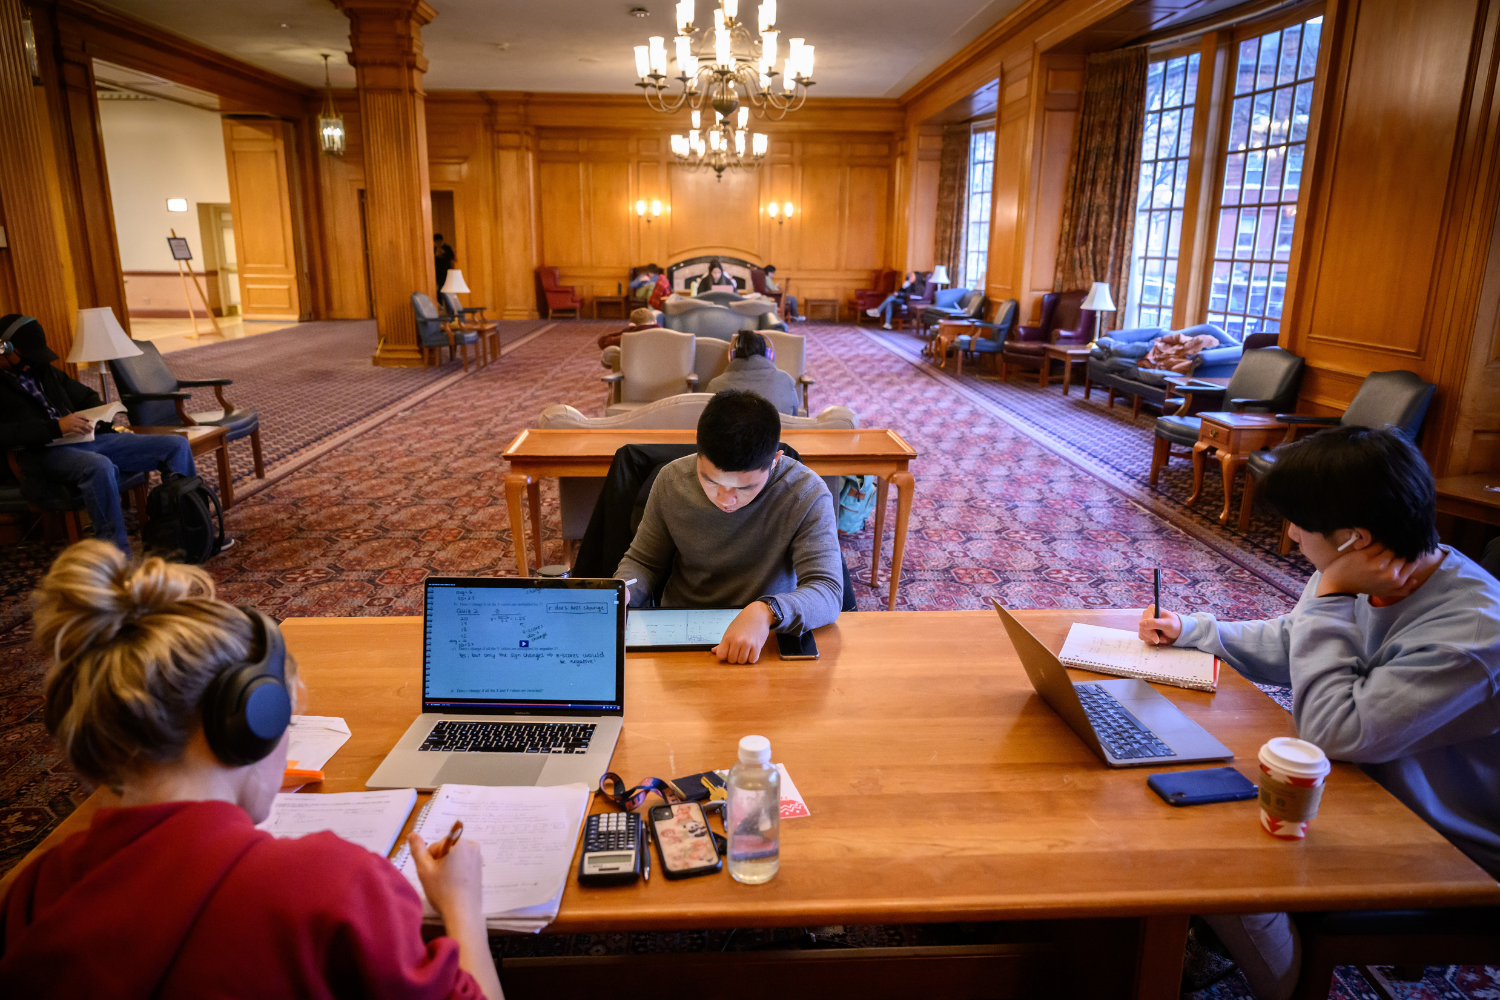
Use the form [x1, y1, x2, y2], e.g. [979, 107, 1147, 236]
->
[0, 541, 503, 1000]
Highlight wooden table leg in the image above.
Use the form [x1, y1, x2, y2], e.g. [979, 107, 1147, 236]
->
[505, 472, 532, 577]
[1133, 913, 1189, 1000]
[869, 476, 890, 587]
[1218, 452, 1246, 525]
[527, 479, 543, 568]
[214, 439, 234, 508]
[1187, 442, 1211, 505]
[1038, 357, 1049, 388]
[887, 470, 914, 611]
[1062, 358, 1074, 395]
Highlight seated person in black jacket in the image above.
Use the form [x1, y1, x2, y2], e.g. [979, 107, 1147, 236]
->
[0, 315, 195, 555]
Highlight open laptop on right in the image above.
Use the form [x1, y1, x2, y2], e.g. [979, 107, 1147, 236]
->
[993, 602, 1232, 767]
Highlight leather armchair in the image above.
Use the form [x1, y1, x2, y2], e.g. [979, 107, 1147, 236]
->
[854, 269, 897, 324]
[893, 273, 936, 329]
[1149, 346, 1305, 487]
[1238, 369, 1436, 537]
[1000, 290, 1095, 379]
[109, 338, 267, 479]
[749, 267, 783, 312]
[535, 266, 582, 318]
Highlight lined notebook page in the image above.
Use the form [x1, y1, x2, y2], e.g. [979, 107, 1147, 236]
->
[1058, 623, 1218, 692]
[256, 788, 417, 857]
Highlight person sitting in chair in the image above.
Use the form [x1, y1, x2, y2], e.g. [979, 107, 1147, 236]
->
[629, 264, 671, 311]
[0, 315, 196, 556]
[865, 272, 926, 330]
[761, 265, 801, 321]
[1139, 426, 1500, 1000]
[706, 332, 800, 416]
[615, 390, 843, 664]
[693, 259, 741, 296]
[596, 307, 660, 351]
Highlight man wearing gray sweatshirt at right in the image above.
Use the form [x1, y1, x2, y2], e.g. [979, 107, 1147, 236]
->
[616, 390, 843, 665]
[1140, 426, 1500, 1000]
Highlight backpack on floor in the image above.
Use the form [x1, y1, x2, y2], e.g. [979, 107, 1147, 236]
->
[836, 475, 878, 534]
[143, 469, 225, 564]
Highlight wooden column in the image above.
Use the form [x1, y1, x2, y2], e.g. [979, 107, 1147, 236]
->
[0, 0, 77, 358]
[336, 0, 436, 366]
[494, 127, 539, 320]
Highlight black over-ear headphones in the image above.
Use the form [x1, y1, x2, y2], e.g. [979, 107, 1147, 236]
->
[201, 607, 293, 766]
[0, 315, 37, 356]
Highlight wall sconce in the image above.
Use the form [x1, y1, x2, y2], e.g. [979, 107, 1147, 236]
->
[635, 199, 663, 225]
[166, 198, 188, 213]
[766, 201, 794, 225]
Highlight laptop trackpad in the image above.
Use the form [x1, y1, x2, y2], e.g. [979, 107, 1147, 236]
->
[434, 755, 547, 787]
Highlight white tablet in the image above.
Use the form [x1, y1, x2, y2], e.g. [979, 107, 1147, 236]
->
[624, 608, 742, 650]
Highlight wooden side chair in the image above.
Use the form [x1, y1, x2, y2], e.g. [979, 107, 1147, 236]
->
[6, 452, 148, 544]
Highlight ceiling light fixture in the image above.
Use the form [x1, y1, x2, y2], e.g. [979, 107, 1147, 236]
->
[318, 54, 346, 156]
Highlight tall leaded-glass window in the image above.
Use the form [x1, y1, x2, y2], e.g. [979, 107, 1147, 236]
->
[1126, 53, 1199, 329]
[1206, 16, 1323, 338]
[962, 128, 995, 290]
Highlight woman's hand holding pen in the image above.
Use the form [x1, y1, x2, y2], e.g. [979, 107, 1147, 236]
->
[407, 828, 484, 925]
[1138, 606, 1183, 646]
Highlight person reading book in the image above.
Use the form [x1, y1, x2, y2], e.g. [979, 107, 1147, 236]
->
[615, 390, 843, 665]
[1138, 426, 1500, 1000]
[0, 541, 503, 1000]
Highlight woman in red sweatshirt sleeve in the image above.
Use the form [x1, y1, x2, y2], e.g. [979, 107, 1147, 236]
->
[0, 541, 503, 1000]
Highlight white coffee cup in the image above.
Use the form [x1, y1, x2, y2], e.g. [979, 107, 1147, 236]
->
[1257, 737, 1331, 839]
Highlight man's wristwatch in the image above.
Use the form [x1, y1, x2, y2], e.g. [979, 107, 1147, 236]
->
[762, 598, 784, 629]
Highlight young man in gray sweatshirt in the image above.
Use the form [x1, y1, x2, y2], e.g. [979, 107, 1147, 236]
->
[1140, 426, 1500, 1000]
[615, 390, 843, 664]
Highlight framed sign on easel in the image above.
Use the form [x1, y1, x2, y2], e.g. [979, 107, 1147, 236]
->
[167, 231, 223, 340]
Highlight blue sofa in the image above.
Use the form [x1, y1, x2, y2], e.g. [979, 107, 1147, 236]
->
[1084, 323, 1243, 416]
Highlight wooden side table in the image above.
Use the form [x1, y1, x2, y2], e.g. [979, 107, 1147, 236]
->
[1435, 474, 1500, 526]
[805, 298, 841, 323]
[930, 320, 977, 374]
[1188, 412, 1287, 524]
[591, 295, 628, 320]
[132, 424, 234, 508]
[1040, 344, 1092, 392]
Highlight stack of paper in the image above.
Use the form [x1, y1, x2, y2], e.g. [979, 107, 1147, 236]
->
[256, 788, 417, 857]
[284, 716, 351, 790]
[1058, 623, 1219, 692]
[392, 783, 590, 934]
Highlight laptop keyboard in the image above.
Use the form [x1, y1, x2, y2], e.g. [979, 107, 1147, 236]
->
[419, 721, 597, 754]
[1075, 684, 1176, 760]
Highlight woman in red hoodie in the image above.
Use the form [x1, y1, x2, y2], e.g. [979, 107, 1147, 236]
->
[0, 540, 503, 999]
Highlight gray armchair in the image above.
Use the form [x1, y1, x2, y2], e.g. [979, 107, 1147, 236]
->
[603, 327, 698, 412]
[411, 293, 482, 371]
[1149, 347, 1305, 487]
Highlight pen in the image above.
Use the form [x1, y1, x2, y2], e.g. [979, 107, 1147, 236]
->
[643, 834, 650, 882]
[429, 820, 464, 859]
[1153, 568, 1161, 621]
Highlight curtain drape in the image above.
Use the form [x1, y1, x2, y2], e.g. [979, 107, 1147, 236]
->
[933, 126, 970, 285]
[1054, 47, 1148, 333]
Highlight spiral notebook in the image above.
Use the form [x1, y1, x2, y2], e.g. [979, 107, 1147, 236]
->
[1057, 623, 1219, 692]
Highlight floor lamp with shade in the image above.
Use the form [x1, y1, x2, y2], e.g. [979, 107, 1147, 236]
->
[930, 264, 950, 290]
[68, 307, 141, 402]
[1080, 281, 1116, 345]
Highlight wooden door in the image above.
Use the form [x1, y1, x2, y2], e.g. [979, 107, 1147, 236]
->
[221, 119, 301, 320]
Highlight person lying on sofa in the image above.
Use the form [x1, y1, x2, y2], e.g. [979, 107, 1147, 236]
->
[1139, 330, 1221, 374]
[615, 390, 843, 664]
[596, 307, 659, 351]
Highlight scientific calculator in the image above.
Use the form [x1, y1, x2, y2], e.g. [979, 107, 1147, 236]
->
[576, 812, 643, 886]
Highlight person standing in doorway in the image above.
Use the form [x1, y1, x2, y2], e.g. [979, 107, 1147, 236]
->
[434, 233, 456, 293]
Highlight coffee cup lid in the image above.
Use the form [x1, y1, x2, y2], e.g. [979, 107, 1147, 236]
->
[1259, 737, 1330, 778]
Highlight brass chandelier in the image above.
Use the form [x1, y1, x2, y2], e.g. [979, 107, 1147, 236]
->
[631, 0, 817, 121]
[670, 106, 768, 180]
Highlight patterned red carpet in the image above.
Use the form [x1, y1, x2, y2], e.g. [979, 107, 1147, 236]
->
[3, 321, 1491, 999]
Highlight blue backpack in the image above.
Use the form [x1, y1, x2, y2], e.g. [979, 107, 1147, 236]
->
[836, 475, 878, 534]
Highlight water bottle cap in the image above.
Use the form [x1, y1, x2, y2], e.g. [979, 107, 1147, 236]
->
[738, 734, 771, 764]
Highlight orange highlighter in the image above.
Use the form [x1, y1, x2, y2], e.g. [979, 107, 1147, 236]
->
[282, 759, 325, 787]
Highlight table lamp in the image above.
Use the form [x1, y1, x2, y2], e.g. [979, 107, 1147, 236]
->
[1080, 281, 1117, 345]
[67, 307, 141, 402]
[440, 269, 470, 296]
[931, 265, 950, 289]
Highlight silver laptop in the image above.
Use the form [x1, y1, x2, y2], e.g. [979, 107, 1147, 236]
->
[993, 602, 1231, 767]
[367, 577, 626, 791]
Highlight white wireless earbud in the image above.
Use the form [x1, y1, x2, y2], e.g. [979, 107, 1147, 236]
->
[1336, 534, 1359, 552]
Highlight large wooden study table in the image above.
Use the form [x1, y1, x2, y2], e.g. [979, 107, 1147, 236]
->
[10, 609, 1495, 998]
[501, 427, 919, 608]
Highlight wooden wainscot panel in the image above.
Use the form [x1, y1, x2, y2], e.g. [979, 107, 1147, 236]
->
[1028, 54, 1083, 309]
[538, 161, 586, 267]
[667, 166, 760, 261]
[798, 164, 845, 269]
[1299, 0, 1479, 360]
[222, 119, 301, 320]
[845, 165, 891, 271]
[316, 97, 370, 319]
[588, 161, 633, 281]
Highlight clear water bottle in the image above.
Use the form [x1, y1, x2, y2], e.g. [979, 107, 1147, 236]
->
[727, 734, 780, 884]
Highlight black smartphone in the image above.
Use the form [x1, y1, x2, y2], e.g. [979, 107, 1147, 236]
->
[1148, 766, 1259, 807]
[647, 801, 723, 879]
[776, 630, 819, 660]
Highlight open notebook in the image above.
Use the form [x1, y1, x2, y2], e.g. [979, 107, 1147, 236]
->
[1058, 623, 1219, 692]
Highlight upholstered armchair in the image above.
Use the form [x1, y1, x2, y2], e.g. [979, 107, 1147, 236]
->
[411, 293, 482, 371]
[535, 266, 582, 318]
[999, 290, 1095, 379]
[603, 327, 698, 412]
[854, 269, 897, 324]
[1238, 369, 1435, 538]
[761, 328, 816, 413]
[1148, 346, 1305, 487]
[441, 292, 499, 363]
[952, 299, 1018, 374]
[918, 287, 976, 337]
[749, 267, 784, 312]
[109, 338, 266, 479]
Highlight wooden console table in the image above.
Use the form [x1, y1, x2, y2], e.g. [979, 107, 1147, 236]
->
[1187, 412, 1287, 525]
[1041, 344, 1092, 393]
[591, 295, 628, 320]
[804, 298, 841, 323]
[502, 427, 918, 608]
[1435, 473, 1500, 526]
